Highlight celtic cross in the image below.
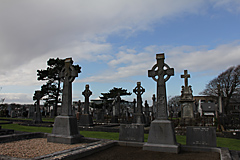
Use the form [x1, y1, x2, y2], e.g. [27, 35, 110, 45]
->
[82, 84, 92, 114]
[148, 53, 174, 120]
[181, 70, 190, 88]
[59, 58, 81, 116]
[133, 82, 145, 113]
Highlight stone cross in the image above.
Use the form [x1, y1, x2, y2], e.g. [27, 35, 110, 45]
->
[133, 82, 145, 113]
[59, 58, 81, 116]
[82, 84, 92, 114]
[148, 53, 174, 120]
[181, 70, 190, 87]
[34, 90, 42, 113]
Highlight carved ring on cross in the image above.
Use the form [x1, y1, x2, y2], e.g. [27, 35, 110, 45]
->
[60, 65, 77, 83]
[150, 63, 172, 82]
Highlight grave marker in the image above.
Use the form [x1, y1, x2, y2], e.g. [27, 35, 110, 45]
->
[143, 53, 180, 153]
[79, 84, 93, 126]
[180, 70, 194, 119]
[186, 126, 216, 147]
[33, 90, 43, 123]
[119, 124, 144, 142]
[47, 57, 82, 144]
[133, 82, 145, 124]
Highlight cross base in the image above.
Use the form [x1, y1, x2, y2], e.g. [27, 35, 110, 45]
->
[47, 115, 82, 144]
[143, 119, 180, 153]
[133, 113, 145, 124]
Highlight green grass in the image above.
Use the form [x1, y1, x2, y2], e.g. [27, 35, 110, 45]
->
[1, 123, 52, 133]
[0, 117, 55, 122]
[1, 123, 240, 150]
[0, 120, 9, 123]
[0, 117, 32, 121]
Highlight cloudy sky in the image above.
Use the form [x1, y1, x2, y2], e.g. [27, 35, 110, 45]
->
[0, 0, 240, 105]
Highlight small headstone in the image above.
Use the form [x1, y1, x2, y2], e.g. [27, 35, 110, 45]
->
[79, 84, 93, 126]
[119, 124, 144, 142]
[28, 105, 35, 119]
[133, 82, 145, 124]
[186, 126, 217, 147]
[110, 93, 121, 123]
[33, 90, 43, 123]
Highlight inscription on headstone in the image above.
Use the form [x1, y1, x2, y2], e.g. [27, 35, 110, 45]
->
[119, 124, 144, 142]
[186, 126, 216, 147]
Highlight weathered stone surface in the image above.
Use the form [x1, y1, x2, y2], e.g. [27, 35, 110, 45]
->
[180, 70, 194, 119]
[79, 114, 93, 126]
[79, 85, 93, 126]
[47, 116, 82, 144]
[119, 124, 144, 142]
[143, 53, 179, 153]
[133, 82, 145, 124]
[186, 126, 217, 147]
[47, 57, 81, 144]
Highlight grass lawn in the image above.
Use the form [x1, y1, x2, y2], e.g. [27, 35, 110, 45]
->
[1, 123, 240, 150]
[0, 117, 55, 122]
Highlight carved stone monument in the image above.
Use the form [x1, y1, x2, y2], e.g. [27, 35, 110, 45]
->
[47, 58, 82, 144]
[133, 82, 145, 124]
[143, 53, 180, 153]
[144, 100, 150, 125]
[33, 90, 43, 124]
[79, 84, 93, 126]
[180, 70, 194, 119]
[119, 83, 145, 142]
[111, 93, 121, 123]
[152, 94, 156, 119]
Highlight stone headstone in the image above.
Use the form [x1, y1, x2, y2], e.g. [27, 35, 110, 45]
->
[180, 70, 194, 119]
[186, 126, 216, 147]
[143, 53, 180, 153]
[133, 82, 145, 124]
[47, 57, 82, 144]
[111, 93, 121, 123]
[33, 90, 43, 123]
[28, 105, 35, 119]
[79, 84, 93, 126]
[119, 124, 144, 142]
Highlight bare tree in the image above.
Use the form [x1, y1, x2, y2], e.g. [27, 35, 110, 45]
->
[200, 65, 240, 114]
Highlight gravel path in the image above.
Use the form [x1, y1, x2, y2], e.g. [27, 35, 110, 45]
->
[0, 138, 88, 159]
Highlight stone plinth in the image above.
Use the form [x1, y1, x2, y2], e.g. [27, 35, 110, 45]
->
[133, 113, 145, 124]
[47, 115, 82, 144]
[79, 114, 93, 126]
[143, 120, 180, 153]
[119, 124, 144, 142]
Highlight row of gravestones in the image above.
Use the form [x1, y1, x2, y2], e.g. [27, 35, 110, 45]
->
[46, 54, 217, 154]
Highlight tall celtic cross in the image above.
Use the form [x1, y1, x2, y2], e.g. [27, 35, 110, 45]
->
[133, 82, 145, 113]
[148, 53, 174, 120]
[181, 70, 190, 88]
[82, 84, 92, 114]
[59, 58, 81, 116]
